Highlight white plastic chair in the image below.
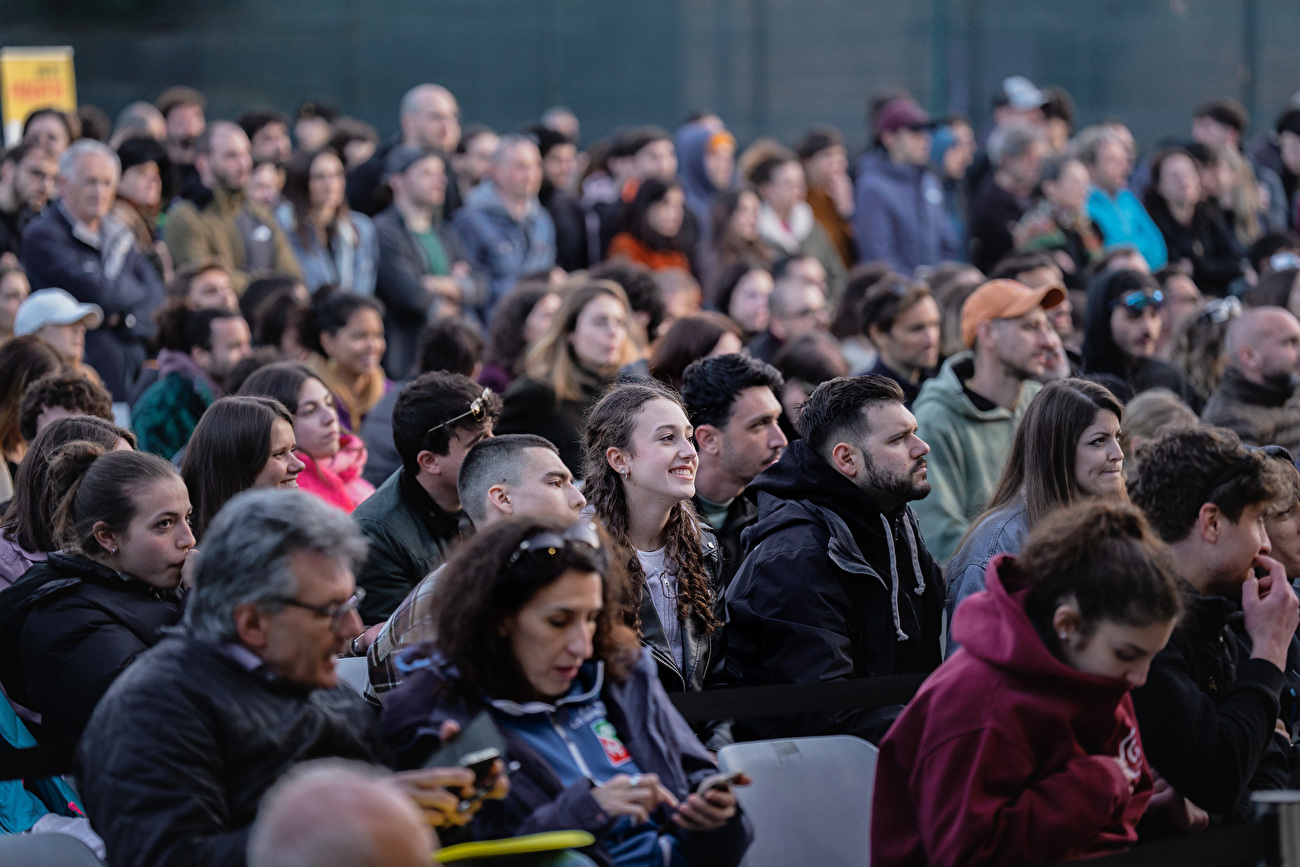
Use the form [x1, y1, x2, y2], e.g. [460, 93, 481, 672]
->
[0, 832, 102, 866]
[334, 656, 370, 696]
[717, 735, 879, 867]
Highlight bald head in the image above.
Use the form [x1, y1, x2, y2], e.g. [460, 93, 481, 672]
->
[400, 84, 460, 152]
[1226, 306, 1300, 389]
[247, 761, 433, 867]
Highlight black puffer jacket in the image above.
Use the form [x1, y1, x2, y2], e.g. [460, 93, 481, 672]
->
[76, 636, 384, 867]
[725, 439, 944, 742]
[0, 552, 183, 765]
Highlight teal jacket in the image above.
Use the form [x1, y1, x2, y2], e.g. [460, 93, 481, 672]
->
[1086, 187, 1168, 269]
[132, 353, 217, 461]
[910, 353, 1041, 567]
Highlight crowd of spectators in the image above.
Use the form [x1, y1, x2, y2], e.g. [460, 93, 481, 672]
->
[7, 71, 1300, 866]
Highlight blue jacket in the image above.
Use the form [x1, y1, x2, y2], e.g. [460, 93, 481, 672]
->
[853, 151, 959, 274]
[382, 648, 751, 867]
[21, 204, 165, 400]
[451, 181, 556, 323]
[275, 204, 379, 297]
[942, 502, 1030, 655]
[1085, 187, 1168, 269]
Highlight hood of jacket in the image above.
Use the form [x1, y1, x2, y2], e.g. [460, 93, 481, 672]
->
[953, 554, 1134, 697]
[912, 352, 1021, 422]
[675, 122, 723, 219]
[1082, 269, 1131, 376]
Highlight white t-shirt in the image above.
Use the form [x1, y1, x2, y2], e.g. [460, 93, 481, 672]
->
[638, 545, 684, 670]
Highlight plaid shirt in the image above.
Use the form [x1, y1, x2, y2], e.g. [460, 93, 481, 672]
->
[365, 565, 442, 702]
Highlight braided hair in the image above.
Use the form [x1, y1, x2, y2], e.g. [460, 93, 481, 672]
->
[582, 378, 721, 635]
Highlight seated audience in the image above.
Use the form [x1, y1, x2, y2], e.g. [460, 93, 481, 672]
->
[21, 139, 166, 400]
[0, 142, 58, 261]
[828, 262, 893, 374]
[753, 155, 846, 299]
[860, 277, 941, 407]
[497, 281, 635, 475]
[726, 375, 944, 741]
[1119, 388, 1200, 478]
[1078, 125, 1168, 269]
[180, 396, 304, 539]
[351, 372, 498, 624]
[912, 279, 1062, 564]
[0, 260, 31, 345]
[18, 368, 114, 444]
[0, 416, 134, 589]
[1144, 147, 1245, 297]
[945, 379, 1126, 642]
[301, 292, 391, 432]
[13, 287, 105, 387]
[711, 262, 773, 343]
[241, 362, 375, 513]
[170, 259, 239, 312]
[582, 380, 729, 742]
[0, 443, 192, 765]
[1083, 268, 1200, 407]
[968, 121, 1047, 273]
[478, 283, 561, 394]
[607, 178, 693, 272]
[0, 336, 62, 500]
[1012, 153, 1104, 286]
[701, 189, 769, 295]
[382, 517, 753, 867]
[133, 304, 252, 460]
[748, 266, 830, 364]
[367, 433, 586, 699]
[798, 125, 856, 269]
[277, 148, 379, 296]
[681, 353, 787, 588]
[113, 135, 171, 283]
[1201, 306, 1300, 454]
[649, 312, 744, 391]
[1128, 427, 1300, 821]
[874, 501, 1185, 867]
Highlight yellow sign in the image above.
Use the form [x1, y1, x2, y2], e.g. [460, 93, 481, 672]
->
[1, 46, 76, 147]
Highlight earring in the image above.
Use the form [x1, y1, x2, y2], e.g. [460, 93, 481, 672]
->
[108, 547, 117, 555]
[1058, 630, 1068, 640]
[619, 468, 629, 479]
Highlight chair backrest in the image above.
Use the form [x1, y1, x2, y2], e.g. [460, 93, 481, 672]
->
[334, 656, 370, 696]
[0, 831, 102, 866]
[717, 735, 879, 867]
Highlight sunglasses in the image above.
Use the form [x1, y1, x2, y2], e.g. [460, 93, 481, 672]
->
[506, 521, 605, 571]
[268, 587, 366, 631]
[426, 387, 493, 438]
[1200, 296, 1243, 325]
[1109, 289, 1164, 315]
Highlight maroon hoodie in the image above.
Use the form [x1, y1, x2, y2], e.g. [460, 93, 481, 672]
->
[871, 554, 1154, 867]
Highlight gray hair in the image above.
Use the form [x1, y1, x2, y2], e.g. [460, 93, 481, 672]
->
[987, 121, 1044, 168]
[491, 133, 539, 166]
[58, 138, 120, 182]
[1072, 125, 1124, 167]
[182, 489, 368, 643]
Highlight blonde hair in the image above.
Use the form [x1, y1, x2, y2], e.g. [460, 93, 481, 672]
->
[1216, 146, 1262, 246]
[524, 280, 635, 403]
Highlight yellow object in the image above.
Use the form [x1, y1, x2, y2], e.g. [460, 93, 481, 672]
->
[435, 830, 596, 863]
[0, 46, 76, 147]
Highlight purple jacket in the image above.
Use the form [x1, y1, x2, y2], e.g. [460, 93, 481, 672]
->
[0, 531, 45, 590]
[853, 151, 960, 274]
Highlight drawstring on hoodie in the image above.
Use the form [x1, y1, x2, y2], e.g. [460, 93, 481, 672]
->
[879, 513, 928, 642]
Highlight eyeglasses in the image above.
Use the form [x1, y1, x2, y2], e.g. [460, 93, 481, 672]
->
[506, 521, 605, 571]
[1200, 296, 1243, 325]
[426, 388, 493, 437]
[269, 587, 366, 630]
[1109, 289, 1164, 315]
[1204, 445, 1295, 500]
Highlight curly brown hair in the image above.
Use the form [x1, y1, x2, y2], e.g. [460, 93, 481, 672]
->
[1128, 426, 1287, 543]
[582, 379, 721, 634]
[420, 517, 640, 700]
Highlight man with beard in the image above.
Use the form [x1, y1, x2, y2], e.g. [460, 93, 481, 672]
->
[1202, 307, 1300, 455]
[681, 353, 788, 589]
[725, 374, 944, 742]
[911, 279, 1063, 564]
[0, 142, 57, 260]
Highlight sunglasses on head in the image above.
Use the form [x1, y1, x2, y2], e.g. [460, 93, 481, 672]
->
[426, 387, 493, 438]
[506, 521, 606, 572]
[1109, 288, 1164, 315]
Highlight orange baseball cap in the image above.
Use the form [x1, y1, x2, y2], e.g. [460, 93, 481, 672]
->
[960, 279, 1066, 349]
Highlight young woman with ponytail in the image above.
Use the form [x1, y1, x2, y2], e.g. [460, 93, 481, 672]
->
[0, 441, 194, 764]
[581, 378, 729, 745]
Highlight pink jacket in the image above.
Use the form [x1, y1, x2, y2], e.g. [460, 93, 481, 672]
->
[295, 434, 376, 513]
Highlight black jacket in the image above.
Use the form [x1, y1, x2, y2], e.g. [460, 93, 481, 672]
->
[724, 439, 944, 742]
[76, 636, 384, 867]
[381, 648, 751, 867]
[1131, 591, 1297, 822]
[0, 552, 182, 765]
[540, 182, 591, 272]
[1145, 196, 1245, 297]
[693, 493, 758, 592]
[497, 373, 610, 477]
[353, 468, 468, 624]
[967, 178, 1029, 274]
[345, 137, 463, 219]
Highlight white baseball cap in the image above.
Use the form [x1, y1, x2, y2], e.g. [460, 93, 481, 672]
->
[14, 288, 104, 336]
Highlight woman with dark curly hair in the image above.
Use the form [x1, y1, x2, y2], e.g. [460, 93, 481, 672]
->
[581, 379, 729, 744]
[478, 283, 561, 393]
[382, 517, 752, 867]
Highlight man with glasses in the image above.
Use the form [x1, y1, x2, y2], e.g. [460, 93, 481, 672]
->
[747, 266, 830, 364]
[1128, 429, 1300, 822]
[77, 490, 499, 867]
[352, 371, 500, 625]
[912, 278, 1063, 564]
[1203, 305, 1300, 455]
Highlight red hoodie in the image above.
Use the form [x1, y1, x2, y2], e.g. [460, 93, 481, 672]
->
[872, 554, 1153, 867]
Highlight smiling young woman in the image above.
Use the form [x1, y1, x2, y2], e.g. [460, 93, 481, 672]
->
[0, 441, 194, 765]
